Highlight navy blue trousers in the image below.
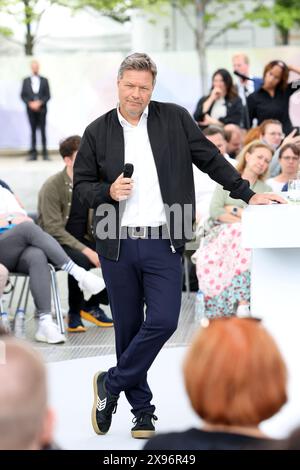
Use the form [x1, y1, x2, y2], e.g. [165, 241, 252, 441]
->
[100, 238, 182, 416]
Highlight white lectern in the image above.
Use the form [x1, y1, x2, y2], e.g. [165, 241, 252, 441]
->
[242, 204, 300, 437]
[242, 204, 300, 320]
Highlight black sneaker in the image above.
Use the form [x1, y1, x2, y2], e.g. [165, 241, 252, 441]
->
[131, 412, 158, 439]
[67, 313, 86, 333]
[92, 371, 119, 434]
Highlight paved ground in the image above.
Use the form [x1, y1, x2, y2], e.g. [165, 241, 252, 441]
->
[0, 153, 198, 362]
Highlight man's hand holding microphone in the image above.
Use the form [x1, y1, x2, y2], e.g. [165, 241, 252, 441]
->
[109, 163, 134, 202]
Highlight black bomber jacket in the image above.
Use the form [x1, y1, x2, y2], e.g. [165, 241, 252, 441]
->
[73, 101, 254, 261]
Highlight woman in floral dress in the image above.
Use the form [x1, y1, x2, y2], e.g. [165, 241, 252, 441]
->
[195, 140, 273, 317]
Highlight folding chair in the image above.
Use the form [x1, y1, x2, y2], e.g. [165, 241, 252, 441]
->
[8, 264, 65, 334]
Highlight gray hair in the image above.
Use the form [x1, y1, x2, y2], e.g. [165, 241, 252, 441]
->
[118, 53, 157, 85]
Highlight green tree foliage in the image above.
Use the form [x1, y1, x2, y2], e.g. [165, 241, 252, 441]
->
[0, 0, 144, 55]
[246, 0, 300, 45]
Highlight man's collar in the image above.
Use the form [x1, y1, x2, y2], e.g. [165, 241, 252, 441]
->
[117, 105, 149, 127]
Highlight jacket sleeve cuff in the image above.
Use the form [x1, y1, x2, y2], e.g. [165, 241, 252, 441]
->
[230, 187, 255, 204]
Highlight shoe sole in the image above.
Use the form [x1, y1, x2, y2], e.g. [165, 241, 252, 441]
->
[67, 326, 87, 333]
[35, 333, 66, 344]
[80, 311, 113, 328]
[131, 430, 156, 439]
[91, 371, 107, 435]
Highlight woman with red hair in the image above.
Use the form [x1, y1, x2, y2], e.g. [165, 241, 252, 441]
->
[144, 317, 287, 450]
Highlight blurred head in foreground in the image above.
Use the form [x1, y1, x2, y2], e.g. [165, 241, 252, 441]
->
[0, 335, 55, 450]
[183, 317, 287, 427]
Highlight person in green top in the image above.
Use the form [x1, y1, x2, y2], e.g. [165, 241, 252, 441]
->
[38, 136, 113, 332]
[195, 140, 273, 317]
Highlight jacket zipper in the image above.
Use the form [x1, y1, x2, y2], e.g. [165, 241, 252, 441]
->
[165, 219, 176, 253]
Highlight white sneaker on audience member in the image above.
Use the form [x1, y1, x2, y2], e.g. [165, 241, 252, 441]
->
[78, 270, 106, 301]
[236, 304, 251, 318]
[35, 318, 66, 344]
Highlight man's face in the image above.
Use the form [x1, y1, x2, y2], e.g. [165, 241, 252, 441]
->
[226, 131, 242, 157]
[118, 70, 154, 121]
[207, 133, 226, 155]
[31, 61, 39, 75]
[232, 56, 249, 76]
[262, 124, 283, 148]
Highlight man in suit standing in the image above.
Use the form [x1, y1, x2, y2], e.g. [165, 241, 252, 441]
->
[21, 60, 51, 161]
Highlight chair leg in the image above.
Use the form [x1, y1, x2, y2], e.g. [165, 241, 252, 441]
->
[8, 276, 18, 310]
[48, 264, 65, 334]
[15, 277, 29, 313]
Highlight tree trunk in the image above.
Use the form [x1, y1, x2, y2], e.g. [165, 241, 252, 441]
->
[23, 0, 34, 55]
[25, 29, 34, 55]
[195, 0, 208, 95]
[278, 27, 289, 45]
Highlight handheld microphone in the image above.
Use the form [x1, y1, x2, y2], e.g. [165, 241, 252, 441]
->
[123, 163, 134, 178]
[233, 70, 254, 82]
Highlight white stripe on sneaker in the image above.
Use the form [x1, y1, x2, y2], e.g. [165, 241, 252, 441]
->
[97, 396, 107, 412]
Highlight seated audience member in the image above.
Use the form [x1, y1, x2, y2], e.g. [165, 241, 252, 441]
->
[194, 141, 272, 317]
[0, 179, 24, 208]
[0, 186, 105, 343]
[0, 335, 58, 450]
[144, 317, 287, 450]
[242, 119, 300, 178]
[266, 144, 300, 192]
[193, 127, 237, 223]
[224, 124, 243, 159]
[259, 119, 285, 151]
[204, 126, 236, 165]
[38, 136, 112, 333]
[193, 69, 243, 130]
[247, 60, 300, 135]
[260, 120, 300, 177]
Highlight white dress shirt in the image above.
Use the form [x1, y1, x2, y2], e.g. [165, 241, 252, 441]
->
[236, 79, 255, 105]
[117, 106, 167, 227]
[31, 75, 41, 94]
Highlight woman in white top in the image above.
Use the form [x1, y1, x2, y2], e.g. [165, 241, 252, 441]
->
[266, 144, 300, 192]
[193, 69, 243, 130]
[0, 187, 104, 343]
